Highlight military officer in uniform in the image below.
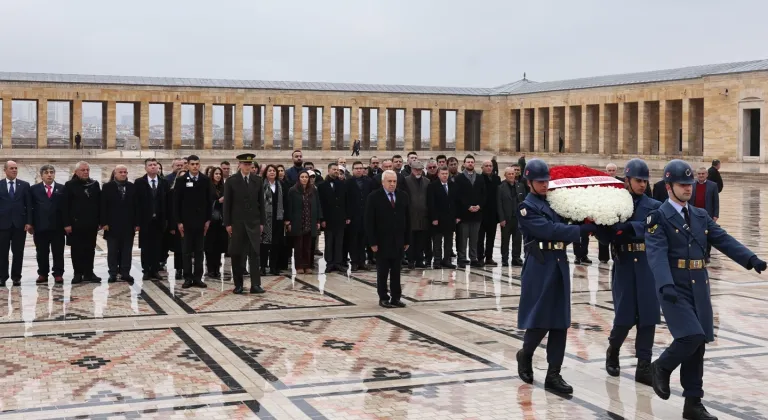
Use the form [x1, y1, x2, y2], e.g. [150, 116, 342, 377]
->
[604, 158, 661, 385]
[224, 153, 267, 295]
[516, 159, 601, 394]
[646, 159, 766, 420]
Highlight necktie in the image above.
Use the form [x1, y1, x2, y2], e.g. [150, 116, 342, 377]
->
[193, 177, 197, 182]
[389, 192, 395, 208]
[245, 176, 249, 186]
[681, 207, 691, 227]
[151, 179, 156, 197]
[443, 184, 448, 194]
[8, 181, 14, 199]
[46, 184, 52, 198]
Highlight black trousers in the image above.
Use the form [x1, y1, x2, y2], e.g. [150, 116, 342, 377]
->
[182, 228, 205, 281]
[454, 222, 462, 259]
[573, 234, 590, 259]
[599, 242, 610, 262]
[0, 227, 26, 281]
[376, 256, 402, 302]
[232, 240, 261, 289]
[324, 227, 345, 267]
[70, 228, 97, 276]
[656, 334, 706, 398]
[34, 230, 65, 277]
[408, 230, 429, 265]
[140, 219, 164, 273]
[432, 230, 453, 264]
[477, 221, 497, 261]
[609, 324, 655, 362]
[522, 328, 567, 365]
[500, 220, 522, 262]
[346, 224, 367, 265]
[281, 236, 293, 270]
[107, 233, 134, 277]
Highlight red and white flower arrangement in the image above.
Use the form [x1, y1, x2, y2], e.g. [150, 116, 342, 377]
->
[545, 165, 633, 225]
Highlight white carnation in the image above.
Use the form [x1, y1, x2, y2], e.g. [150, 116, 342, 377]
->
[547, 186, 633, 225]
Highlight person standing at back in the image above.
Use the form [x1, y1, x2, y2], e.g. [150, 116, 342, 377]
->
[453, 155, 486, 268]
[100, 165, 139, 284]
[135, 158, 168, 281]
[29, 164, 66, 285]
[62, 161, 101, 284]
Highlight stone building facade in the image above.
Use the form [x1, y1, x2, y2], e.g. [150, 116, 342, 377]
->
[1, 59, 767, 162]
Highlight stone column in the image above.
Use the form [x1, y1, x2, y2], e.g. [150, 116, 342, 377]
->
[280, 106, 290, 150]
[203, 102, 213, 149]
[164, 104, 173, 150]
[172, 102, 182, 149]
[264, 105, 274, 150]
[293, 105, 303, 150]
[132, 102, 140, 143]
[498, 107, 510, 152]
[533, 109, 542, 152]
[430, 109, 440, 150]
[681, 99, 690, 155]
[519, 109, 528, 152]
[617, 102, 626, 155]
[140, 101, 150, 149]
[549, 107, 558, 153]
[412, 109, 422, 150]
[637, 101, 647, 155]
[404, 108, 413, 151]
[480, 110, 491, 151]
[563, 107, 571, 153]
[71, 99, 83, 149]
[194, 104, 203, 149]
[439, 109, 447, 150]
[308, 107, 318, 149]
[335, 108, 345, 149]
[350, 105, 359, 152]
[322, 106, 331, 151]
[104, 101, 116, 149]
[387, 109, 397, 150]
[234, 103, 244, 149]
[456, 109, 465, 152]
[253, 105, 262, 149]
[224, 105, 233, 149]
[598, 103, 608, 155]
[658, 100, 668, 155]
[377, 107, 387, 150]
[1, 96, 10, 149]
[581, 106, 589, 153]
[37, 99, 48, 149]
[361, 108, 371, 150]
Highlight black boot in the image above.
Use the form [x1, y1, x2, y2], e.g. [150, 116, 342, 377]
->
[182, 278, 194, 289]
[175, 270, 183, 280]
[544, 365, 573, 394]
[650, 361, 671, 400]
[635, 359, 652, 386]
[605, 345, 620, 377]
[516, 350, 534, 384]
[682, 397, 718, 420]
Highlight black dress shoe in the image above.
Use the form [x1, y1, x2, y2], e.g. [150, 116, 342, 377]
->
[192, 278, 207, 288]
[12, 279, 20, 286]
[501, 261, 509, 267]
[484, 259, 497, 265]
[650, 361, 671, 400]
[88, 274, 102, 283]
[250, 286, 266, 294]
[442, 262, 457, 269]
[260, 267, 267, 276]
[407, 263, 415, 270]
[635, 359, 652, 386]
[207, 272, 222, 279]
[175, 270, 183, 280]
[605, 345, 620, 377]
[108, 276, 118, 283]
[233, 286, 244, 294]
[457, 263, 467, 269]
[512, 258, 524, 266]
[142, 273, 152, 281]
[151, 272, 163, 280]
[470, 261, 483, 268]
[544, 365, 573, 394]
[325, 266, 337, 274]
[581, 257, 593, 264]
[269, 269, 280, 276]
[391, 300, 406, 308]
[182, 279, 194, 289]
[683, 398, 718, 420]
[71, 274, 83, 284]
[415, 263, 427, 269]
[379, 300, 395, 308]
[36, 275, 48, 284]
[517, 350, 534, 384]
[122, 276, 135, 285]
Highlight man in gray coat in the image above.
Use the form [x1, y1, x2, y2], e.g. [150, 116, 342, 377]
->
[404, 161, 431, 269]
[224, 153, 266, 295]
[691, 166, 720, 262]
[497, 165, 527, 266]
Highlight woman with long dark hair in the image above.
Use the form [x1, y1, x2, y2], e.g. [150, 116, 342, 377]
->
[276, 164, 286, 183]
[205, 167, 227, 278]
[285, 170, 322, 274]
[260, 164, 285, 275]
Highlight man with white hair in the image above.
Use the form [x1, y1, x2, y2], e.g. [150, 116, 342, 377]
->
[63, 161, 102, 284]
[365, 170, 410, 308]
[101, 165, 139, 284]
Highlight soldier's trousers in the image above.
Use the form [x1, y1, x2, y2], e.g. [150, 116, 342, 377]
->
[656, 334, 706, 398]
[608, 324, 655, 361]
[522, 328, 567, 365]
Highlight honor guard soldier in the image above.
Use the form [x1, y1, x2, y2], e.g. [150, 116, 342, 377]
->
[516, 159, 602, 394]
[646, 159, 766, 420]
[604, 158, 661, 384]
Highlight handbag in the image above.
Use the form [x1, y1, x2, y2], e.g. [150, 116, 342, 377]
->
[211, 200, 223, 224]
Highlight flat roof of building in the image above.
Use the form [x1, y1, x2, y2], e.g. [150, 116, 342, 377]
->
[1, 59, 766, 96]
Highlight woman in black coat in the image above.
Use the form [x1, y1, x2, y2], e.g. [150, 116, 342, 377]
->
[204, 167, 227, 278]
[285, 170, 322, 274]
[260, 165, 286, 276]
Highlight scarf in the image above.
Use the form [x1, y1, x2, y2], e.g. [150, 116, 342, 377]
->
[114, 179, 127, 200]
[264, 180, 284, 221]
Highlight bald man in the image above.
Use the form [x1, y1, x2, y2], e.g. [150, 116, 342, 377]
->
[101, 165, 139, 284]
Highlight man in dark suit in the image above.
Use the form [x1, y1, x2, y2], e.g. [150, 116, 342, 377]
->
[63, 161, 102, 284]
[367, 156, 382, 179]
[707, 159, 723, 193]
[345, 161, 372, 271]
[174, 155, 212, 288]
[101, 165, 139, 284]
[318, 163, 349, 273]
[371, 159, 406, 192]
[478, 160, 501, 265]
[427, 166, 458, 269]
[163, 158, 185, 277]
[135, 158, 169, 281]
[453, 155, 486, 268]
[691, 166, 720, 262]
[497, 165, 527, 267]
[366, 170, 410, 308]
[0, 160, 31, 286]
[29, 164, 66, 284]
[652, 178, 668, 203]
[224, 153, 266, 294]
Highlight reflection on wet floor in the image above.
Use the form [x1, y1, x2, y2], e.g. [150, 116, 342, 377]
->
[0, 180, 766, 419]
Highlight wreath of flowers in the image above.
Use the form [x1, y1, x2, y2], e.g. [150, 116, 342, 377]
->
[544, 165, 634, 225]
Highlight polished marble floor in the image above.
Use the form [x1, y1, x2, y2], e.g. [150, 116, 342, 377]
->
[0, 181, 766, 419]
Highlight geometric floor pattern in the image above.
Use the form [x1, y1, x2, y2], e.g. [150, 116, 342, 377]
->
[0, 180, 766, 419]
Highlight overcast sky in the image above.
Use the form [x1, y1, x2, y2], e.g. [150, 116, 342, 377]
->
[3, 0, 768, 88]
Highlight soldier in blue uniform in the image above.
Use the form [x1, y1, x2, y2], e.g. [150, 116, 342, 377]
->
[646, 159, 766, 420]
[516, 159, 603, 394]
[604, 158, 661, 385]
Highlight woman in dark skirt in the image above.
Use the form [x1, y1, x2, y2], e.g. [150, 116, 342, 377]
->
[260, 165, 286, 275]
[204, 167, 228, 278]
[285, 170, 322, 274]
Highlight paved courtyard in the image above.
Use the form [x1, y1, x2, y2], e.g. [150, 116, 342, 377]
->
[0, 180, 766, 419]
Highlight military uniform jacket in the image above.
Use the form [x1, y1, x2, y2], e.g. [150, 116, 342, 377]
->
[517, 193, 581, 330]
[611, 194, 661, 327]
[223, 173, 266, 256]
[645, 201, 755, 342]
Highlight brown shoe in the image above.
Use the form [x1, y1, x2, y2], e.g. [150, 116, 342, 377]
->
[36, 275, 47, 284]
[54, 276, 64, 284]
